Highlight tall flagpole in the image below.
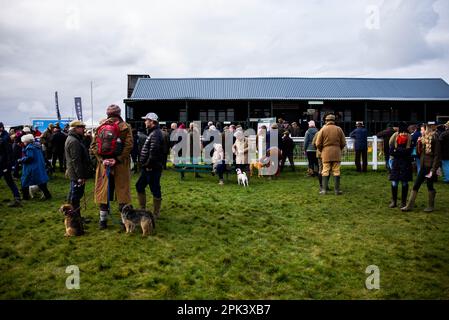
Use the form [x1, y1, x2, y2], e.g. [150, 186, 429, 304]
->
[90, 81, 94, 127]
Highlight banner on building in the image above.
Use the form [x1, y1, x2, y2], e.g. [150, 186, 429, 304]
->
[74, 97, 83, 121]
[55, 91, 61, 121]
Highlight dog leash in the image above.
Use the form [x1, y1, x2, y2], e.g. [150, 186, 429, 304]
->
[106, 165, 122, 225]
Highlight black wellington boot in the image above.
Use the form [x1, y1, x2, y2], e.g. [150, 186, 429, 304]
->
[401, 184, 409, 209]
[389, 185, 398, 208]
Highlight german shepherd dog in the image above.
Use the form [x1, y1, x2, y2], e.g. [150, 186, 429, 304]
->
[59, 204, 84, 237]
[120, 204, 155, 236]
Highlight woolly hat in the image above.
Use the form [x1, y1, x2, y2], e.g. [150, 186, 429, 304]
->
[106, 104, 121, 117]
[21, 134, 34, 144]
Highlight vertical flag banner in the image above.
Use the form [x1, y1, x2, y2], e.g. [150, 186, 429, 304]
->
[74, 97, 83, 121]
[55, 91, 61, 121]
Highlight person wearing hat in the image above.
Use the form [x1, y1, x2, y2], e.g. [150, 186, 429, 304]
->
[136, 112, 163, 217]
[0, 122, 22, 207]
[304, 120, 319, 177]
[402, 122, 442, 212]
[22, 126, 31, 134]
[65, 120, 91, 217]
[438, 120, 449, 184]
[233, 127, 249, 173]
[18, 134, 52, 200]
[350, 121, 368, 173]
[387, 122, 413, 208]
[91, 104, 133, 229]
[315, 114, 346, 195]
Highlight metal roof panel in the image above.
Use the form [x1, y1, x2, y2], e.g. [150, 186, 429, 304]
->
[128, 77, 449, 101]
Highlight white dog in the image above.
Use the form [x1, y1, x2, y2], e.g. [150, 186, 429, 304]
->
[29, 185, 44, 199]
[236, 168, 249, 187]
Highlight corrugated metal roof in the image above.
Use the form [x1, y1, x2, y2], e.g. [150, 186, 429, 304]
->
[127, 77, 449, 101]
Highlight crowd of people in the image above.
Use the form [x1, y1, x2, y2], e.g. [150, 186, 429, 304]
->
[1, 109, 449, 230]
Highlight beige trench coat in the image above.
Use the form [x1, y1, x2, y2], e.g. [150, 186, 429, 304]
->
[90, 117, 133, 205]
[315, 123, 346, 162]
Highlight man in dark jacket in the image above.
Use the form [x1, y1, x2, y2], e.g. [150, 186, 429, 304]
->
[280, 131, 295, 172]
[440, 121, 449, 184]
[50, 124, 67, 172]
[350, 121, 368, 172]
[0, 122, 21, 207]
[65, 120, 91, 216]
[136, 112, 163, 217]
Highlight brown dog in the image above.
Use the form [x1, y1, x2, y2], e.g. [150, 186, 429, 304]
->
[59, 204, 84, 237]
[250, 161, 264, 177]
[121, 204, 155, 236]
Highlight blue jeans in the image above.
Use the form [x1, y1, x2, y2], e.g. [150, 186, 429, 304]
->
[415, 157, 421, 176]
[136, 168, 162, 199]
[68, 180, 85, 211]
[442, 160, 449, 183]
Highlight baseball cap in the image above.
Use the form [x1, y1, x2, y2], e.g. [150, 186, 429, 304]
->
[142, 113, 159, 121]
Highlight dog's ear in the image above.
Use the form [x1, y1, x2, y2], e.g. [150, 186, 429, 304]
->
[61, 204, 74, 215]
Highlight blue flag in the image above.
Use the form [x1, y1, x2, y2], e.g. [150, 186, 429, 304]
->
[74, 97, 83, 121]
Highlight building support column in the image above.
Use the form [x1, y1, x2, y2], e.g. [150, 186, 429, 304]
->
[271, 101, 274, 118]
[424, 103, 427, 122]
[364, 101, 368, 126]
[185, 100, 189, 124]
[247, 101, 251, 127]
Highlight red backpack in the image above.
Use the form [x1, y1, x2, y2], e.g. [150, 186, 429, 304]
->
[96, 120, 121, 157]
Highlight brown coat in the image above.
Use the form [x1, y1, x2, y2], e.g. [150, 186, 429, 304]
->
[315, 122, 346, 162]
[90, 117, 133, 205]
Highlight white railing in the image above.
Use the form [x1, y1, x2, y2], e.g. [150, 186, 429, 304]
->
[291, 136, 386, 170]
[169, 136, 387, 171]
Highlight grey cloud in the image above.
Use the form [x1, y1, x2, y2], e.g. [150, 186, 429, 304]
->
[359, 0, 443, 69]
[0, 0, 448, 125]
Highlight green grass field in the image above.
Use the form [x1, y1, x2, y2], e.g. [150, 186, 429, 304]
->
[1, 167, 448, 300]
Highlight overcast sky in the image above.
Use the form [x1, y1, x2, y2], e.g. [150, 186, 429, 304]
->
[1, 0, 448, 126]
